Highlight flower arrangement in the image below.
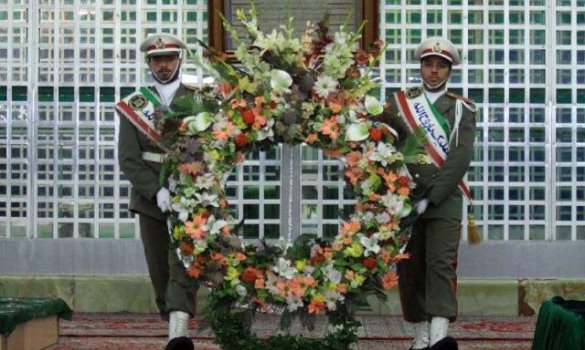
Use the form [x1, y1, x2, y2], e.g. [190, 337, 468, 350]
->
[156, 6, 418, 349]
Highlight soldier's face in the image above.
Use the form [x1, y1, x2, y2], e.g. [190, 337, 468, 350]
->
[148, 54, 181, 81]
[420, 56, 452, 87]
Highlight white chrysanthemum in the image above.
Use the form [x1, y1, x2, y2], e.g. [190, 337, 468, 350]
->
[314, 75, 338, 98]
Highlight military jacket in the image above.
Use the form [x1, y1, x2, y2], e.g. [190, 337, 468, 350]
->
[381, 87, 477, 220]
[118, 84, 195, 221]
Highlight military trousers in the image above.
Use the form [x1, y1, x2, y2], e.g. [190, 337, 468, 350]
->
[139, 214, 197, 320]
[397, 218, 461, 322]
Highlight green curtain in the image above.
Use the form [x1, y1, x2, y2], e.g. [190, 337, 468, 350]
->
[532, 296, 585, 350]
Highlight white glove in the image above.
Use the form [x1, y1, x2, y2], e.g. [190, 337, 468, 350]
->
[156, 187, 172, 213]
[416, 198, 429, 215]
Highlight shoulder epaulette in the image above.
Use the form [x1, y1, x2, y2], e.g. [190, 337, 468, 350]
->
[446, 91, 476, 112]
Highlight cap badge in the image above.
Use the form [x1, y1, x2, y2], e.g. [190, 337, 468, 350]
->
[155, 37, 166, 49]
[432, 42, 442, 53]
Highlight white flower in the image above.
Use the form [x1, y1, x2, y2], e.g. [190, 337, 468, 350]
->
[324, 290, 344, 311]
[236, 284, 247, 297]
[204, 215, 228, 236]
[322, 263, 342, 284]
[380, 192, 405, 217]
[314, 75, 338, 98]
[285, 295, 304, 312]
[365, 95, 384, 116]
[375, 212, 391, 224]
[368, 142, 397, 166]
[358, 233, 381, 257]
[171, 197, 195, 222]
[194, 192, 219, 207]
[270, 69, 293, 92]
[272, 257, 297, 280]
[346, 122, 370, 141]
[193, 239, 208, 254]
[183, 112, 213, 134]
[195, 174, 214, 190]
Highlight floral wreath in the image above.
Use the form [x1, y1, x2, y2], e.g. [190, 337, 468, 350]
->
[156, 6, 418, 350]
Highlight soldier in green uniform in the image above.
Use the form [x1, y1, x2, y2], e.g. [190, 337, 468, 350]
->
[117, 33, 197, 350]
[381, 37, 477, 350]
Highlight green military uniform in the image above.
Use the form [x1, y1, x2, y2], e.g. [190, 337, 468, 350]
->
[118, 84, 197, 320]
[382, 87, 476, 323]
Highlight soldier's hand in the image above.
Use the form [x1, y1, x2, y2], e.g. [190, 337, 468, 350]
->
[156, 187, 172, 213]
[416, 198, 429, 215]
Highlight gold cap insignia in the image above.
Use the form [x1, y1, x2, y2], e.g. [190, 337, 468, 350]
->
[155, 37, 166, 49]
[432, 42, 442, 53]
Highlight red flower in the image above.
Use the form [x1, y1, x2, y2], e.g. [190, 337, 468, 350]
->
[235, 133, 249, 148]
[362, 256, 378, 270]
[370, 127, 382, 141]
[179, 242, 194, 256]
[242, 110, 255, 125]
[398, 176, 409, 187]
[241, 267, 260, 283]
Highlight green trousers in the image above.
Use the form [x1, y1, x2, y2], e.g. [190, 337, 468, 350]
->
[397, 218, 461, 322]
[139, 215, 197, 320]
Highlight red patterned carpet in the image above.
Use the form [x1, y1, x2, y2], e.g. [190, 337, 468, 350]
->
[48, 313, 536, 350]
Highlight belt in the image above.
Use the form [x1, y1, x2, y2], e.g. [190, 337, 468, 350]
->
[142, 152, 164, 163]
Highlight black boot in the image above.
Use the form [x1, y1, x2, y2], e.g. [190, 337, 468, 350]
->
[430, 336, 458, 350]
[165, 336, 194, 350]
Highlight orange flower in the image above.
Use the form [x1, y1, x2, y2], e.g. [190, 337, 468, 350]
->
[336, 283, 348, 293]
[369, 193, 380, 202]
[178, 161, 205, 176]
[179, 242, 194, 256]
[389, 252, 411, 264]
[398, 186, 410, 196]
[255, 278, 265, 289]
[322, 116, 339, 140]
[254, 96, 265, 107]
[229, 98, 247, 109]
[212, 128, 230, 141]
[381, 271, 399, 290]
[187, 266, 201, 278]
[252, 108, 267, 130]
[344, 167, 363, 185]
[210, 252, 228, 266]
[341, 220, 361, 235]
[345, 151, 362, 167]
[308, 298, 326, 314]
[305, 133, 318, 144]
[218, 82, 233, 98]
[184, 214, 207, 239]
[328, 97, 343, 113]
[242, 267, 262, 283]
[323, 248, 333, 260]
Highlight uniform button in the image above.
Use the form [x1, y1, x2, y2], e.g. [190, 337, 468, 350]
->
[415, 173, 419, 178]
